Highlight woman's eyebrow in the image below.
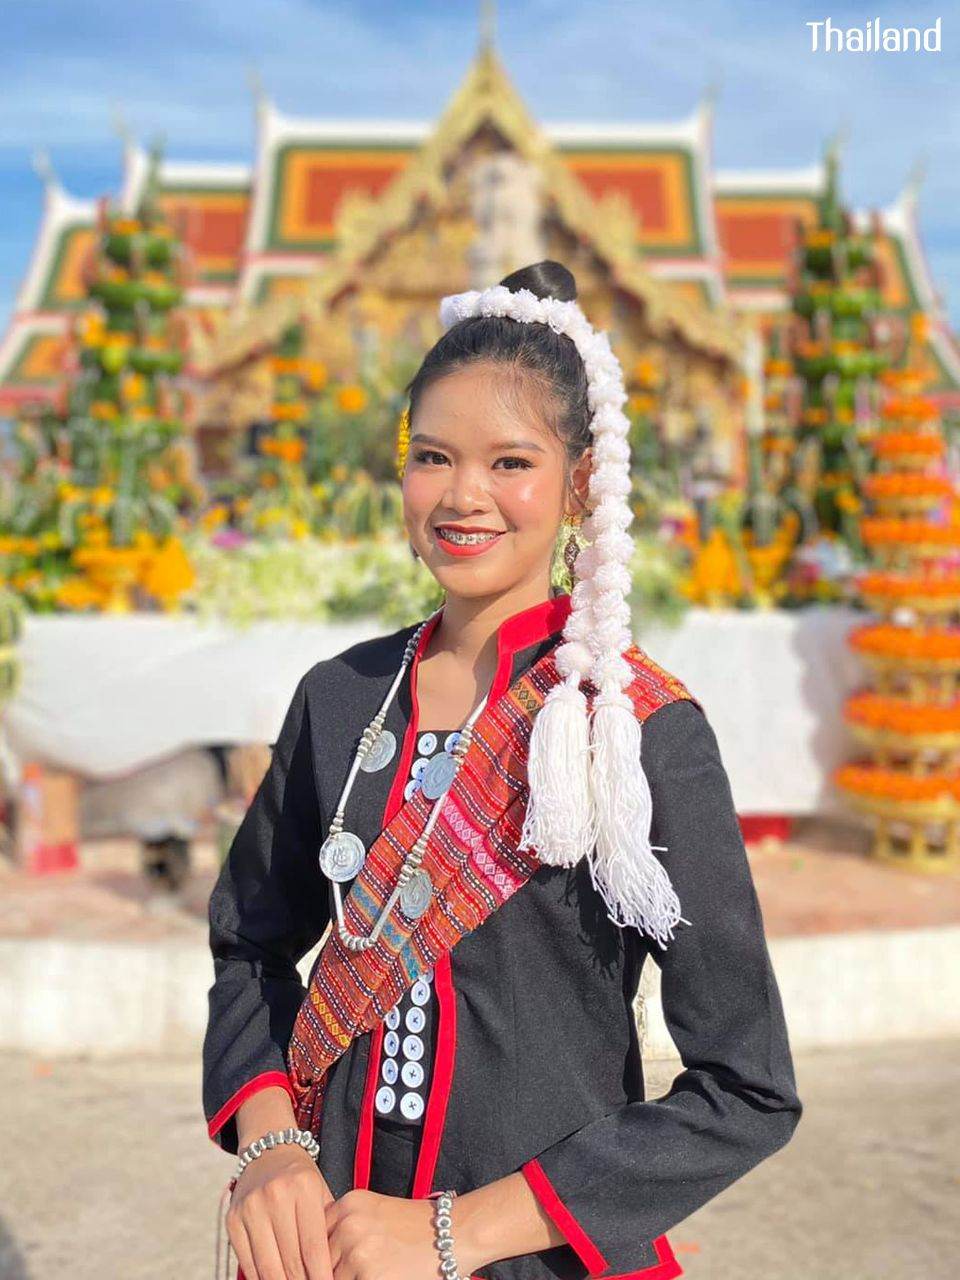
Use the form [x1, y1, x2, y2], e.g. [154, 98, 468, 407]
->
[410, 432, 546, 454]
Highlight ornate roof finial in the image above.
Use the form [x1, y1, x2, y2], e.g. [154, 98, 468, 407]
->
[479, 0, 497, 51]
[112, 104, 132, 148]
[31, 148, 58, 192]
[247, 63, 268, 117]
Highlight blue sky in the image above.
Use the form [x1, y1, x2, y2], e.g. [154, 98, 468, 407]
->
[1, 0, 957, 329]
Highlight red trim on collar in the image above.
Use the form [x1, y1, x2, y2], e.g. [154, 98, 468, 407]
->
[489, 590, 572, 701]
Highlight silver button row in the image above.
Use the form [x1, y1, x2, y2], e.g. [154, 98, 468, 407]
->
[376, 968, 434, 1120]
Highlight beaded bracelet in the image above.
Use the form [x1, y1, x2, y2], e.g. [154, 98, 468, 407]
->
[234, 1126, 320, 1180]
[430, 1189, 464, 1280]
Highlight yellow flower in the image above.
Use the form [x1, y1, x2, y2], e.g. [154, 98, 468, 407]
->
[122, 373, 147, 403]
[142, 537, 194, 606]
[305, 360, 328, 391]
[336, 385, 368, 414]
[330, 463, 349, 483]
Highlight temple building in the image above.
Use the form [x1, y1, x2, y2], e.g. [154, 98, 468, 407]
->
[2, 38, 958, 479]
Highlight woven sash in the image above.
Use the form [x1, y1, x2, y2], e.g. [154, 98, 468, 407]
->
[285, 641, 693, 1134]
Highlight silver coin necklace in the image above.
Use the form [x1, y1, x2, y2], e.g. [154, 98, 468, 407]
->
[318, 609, 492, 952]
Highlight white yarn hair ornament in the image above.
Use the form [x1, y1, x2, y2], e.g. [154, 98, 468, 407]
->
[438, 284, 688, 950]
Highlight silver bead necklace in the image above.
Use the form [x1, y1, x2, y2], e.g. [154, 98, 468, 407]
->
[318, 608, 492, 952]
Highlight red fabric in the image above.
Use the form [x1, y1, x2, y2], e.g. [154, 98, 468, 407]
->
[522, 1157, 683, 1279]
[207, 1070, 295, 1142]
[412, 950, 457, 1197]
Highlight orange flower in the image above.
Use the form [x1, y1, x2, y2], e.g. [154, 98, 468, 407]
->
[850, 624, 960, 663]
[881, 395, 939, 423]
[336, 385, 368, 414]
[871, 432, 943, 460]
[863, 474, 953, 501]
[845, 692, 960, 735]
[860, 518, 960, 548]
[835, 763, 960, 803]
[272, 401, 307, 422]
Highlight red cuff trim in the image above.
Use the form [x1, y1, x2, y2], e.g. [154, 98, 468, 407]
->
[207, 1070, 295, 1143]
[522, 1157, 609, 1276]
[521, 1161, 683, 1280]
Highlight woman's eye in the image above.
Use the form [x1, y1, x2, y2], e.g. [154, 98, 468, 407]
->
[411, 450, 532, 470]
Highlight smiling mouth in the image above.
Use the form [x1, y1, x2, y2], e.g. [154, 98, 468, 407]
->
[434, 527, 505, 545]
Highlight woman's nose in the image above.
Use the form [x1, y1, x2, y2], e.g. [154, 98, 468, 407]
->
[443, 468, 488, 512]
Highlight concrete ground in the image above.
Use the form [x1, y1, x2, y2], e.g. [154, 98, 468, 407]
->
[0, 1038, 956, 1280]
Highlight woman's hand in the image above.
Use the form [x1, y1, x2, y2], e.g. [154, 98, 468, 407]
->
[227, 1144, 335, 1280]
[324, 1189, 448, 1280]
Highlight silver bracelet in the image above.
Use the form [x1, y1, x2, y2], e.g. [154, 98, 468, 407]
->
[234, 1127, 319, 1180]
[431, 1189, 464, 1280]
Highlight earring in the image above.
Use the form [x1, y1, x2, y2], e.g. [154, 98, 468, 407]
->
[562, 515, 582, 576]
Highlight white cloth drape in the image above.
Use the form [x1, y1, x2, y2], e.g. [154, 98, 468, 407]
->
[3, 608, 863, 813]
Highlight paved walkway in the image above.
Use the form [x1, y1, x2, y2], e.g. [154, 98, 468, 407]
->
[0, 1039, 955, 1280]
[3, 816, 960, 943]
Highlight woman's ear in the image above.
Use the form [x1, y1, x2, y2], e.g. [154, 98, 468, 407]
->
[568, 446, 593, 518]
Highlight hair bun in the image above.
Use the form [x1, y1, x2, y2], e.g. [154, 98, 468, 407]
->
[499, 260, 577, 303]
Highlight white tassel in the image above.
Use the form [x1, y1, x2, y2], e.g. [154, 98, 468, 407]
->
[587, 687, 688, 951]
[518, 671, 597, 866]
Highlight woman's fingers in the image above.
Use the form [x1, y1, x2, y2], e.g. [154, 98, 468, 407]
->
[243, 1207, 289, 1280]
[270, 1190, 310, 1280]
[228, 1215, 258, 1280]
[296, 1185, 335, 1280]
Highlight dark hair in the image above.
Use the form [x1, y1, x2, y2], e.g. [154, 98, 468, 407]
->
[405, 260, 592, 473]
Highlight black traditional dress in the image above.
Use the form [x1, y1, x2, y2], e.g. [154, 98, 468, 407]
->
[202, 590, 802, 1280]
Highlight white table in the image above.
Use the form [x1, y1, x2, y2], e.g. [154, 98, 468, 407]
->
[4, 608, 864, 815]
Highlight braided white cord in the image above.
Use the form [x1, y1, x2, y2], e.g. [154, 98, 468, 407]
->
[437, 284, 685, 948]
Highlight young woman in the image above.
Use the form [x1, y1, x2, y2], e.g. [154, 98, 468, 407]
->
[203, 260, 802, 1280]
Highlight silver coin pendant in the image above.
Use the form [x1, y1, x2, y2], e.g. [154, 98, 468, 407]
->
[399, 868, 433, 920]
[420, 751, 458, 800]
[319, 831, 366, 882]
[360, 728, 397, 773]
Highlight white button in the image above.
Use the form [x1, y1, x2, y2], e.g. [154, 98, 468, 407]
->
[405, 1006, 426, 1033]
[385, 1007, 400, 1030]
[400, 1091, 425, 1120]
[384, 1030, 400, 1057]
[423, 967, 434, 983]
[402, 1033, 424, 1060]
[381, 1057, 398, 1085]
[404, 779, 419, 801]
[418, 733, 437, 755]
[411, 980, 431, 1006]
[401, 1060, 424, 1087]
[444, 732, 462, 753]
[411, 756, 430, 778]
[375, 1085, 396, 1114]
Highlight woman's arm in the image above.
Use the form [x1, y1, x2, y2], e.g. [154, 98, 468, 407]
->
[503, 698, 802, 1275]
[202, 669, 332, 1156]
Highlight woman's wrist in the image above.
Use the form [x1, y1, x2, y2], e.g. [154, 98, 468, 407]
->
[453, 1172, 566, 1271]
[235, 1085, 298, 1150]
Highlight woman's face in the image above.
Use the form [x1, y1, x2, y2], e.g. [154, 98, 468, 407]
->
[404, 362, 589, 601]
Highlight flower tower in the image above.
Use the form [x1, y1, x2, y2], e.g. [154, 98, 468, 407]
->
[780, 145, 889, 600]
[51, 144, 195, 611]
[239, 321, 322, 541]
[836, 315, 960, 871]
